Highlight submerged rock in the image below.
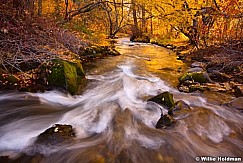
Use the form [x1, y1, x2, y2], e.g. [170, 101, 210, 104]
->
[168, 100, 192, 115]
[224, 97, 243, 112]
[148, 91, 175, 110]
[35, 124, 75, 145]
[233, 85, 243, 97]
[156, 115, 175, 129]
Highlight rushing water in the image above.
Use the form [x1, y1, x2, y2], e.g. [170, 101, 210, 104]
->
[0, 38, 243, 163]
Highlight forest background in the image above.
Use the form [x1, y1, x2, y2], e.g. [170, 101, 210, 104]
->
[0, 0, 242, 93]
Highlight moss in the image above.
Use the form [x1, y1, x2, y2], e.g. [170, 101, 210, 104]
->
[148, 91, 175, 109]
[179, 72, 209, 83]
[45, 59, 86, 95]
[48, 60, 65, 88]
[63, 61, 78, 94]
[156, 115, 175, 129]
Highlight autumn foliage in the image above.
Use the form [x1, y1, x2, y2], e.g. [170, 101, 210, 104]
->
[0, 0, 242, 75]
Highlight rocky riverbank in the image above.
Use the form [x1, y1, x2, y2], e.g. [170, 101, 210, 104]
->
[177, 42, 243, 97]
[147, 38, 242, 98]
[134, 38, 243, 113]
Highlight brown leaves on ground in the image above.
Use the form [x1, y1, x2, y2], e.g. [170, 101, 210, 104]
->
[187, 40, 243, 84]
[0, 4, 92, 91]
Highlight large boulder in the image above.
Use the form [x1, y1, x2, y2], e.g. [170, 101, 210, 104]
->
[38, 59, 86, 95]
[148, 91, 175, 110]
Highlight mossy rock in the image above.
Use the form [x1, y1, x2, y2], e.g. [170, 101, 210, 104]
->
[130, 35, 150, 43]
[148, 91, 175, 110]
[156, 114, 175, 129]
[179, 72, 211, 84]
[80, 46, 120, 58]
[188, 84, 209, 92]
[168, 100, 192, 115]
[39, 59, 86, 95]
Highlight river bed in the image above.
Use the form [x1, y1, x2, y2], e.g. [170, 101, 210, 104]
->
[0, 38, 242, 163]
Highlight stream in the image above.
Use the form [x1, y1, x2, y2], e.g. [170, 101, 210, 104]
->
[0, 38, 243, 163]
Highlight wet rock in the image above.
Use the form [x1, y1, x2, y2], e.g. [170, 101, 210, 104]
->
[209, 71, 231, 82]
[178, 86, 189, 93]
[191, 61, 205, 68]
[165, 44, 176, 50]
[174, 100, 191, 111]
[180, 82, 233, 93]
[130, 35, 150, 43]
[156, 115, 175, 129]
[189, 84, 209, 92]
[106, 48, 120, 56]
[148, 91, 175, 110]
[188, 67, 204, 73]
[179, 71, 212, 84]
[224, 97, 243, 112]
[177, 55, 186, 60]
[168, 100, 192, 116]
[80, 46, 120, 59]
[181, 80, 195, 86]
[206, 62, 224, 73]
[35, 124, 75, 145]
[233, 85, 243, 97]
[204, 83, 232, 92]
[38, 59, 86, 95]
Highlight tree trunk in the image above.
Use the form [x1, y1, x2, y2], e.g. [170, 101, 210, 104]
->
[65, 0, 69, 19]
[131, 0, 139, 38]
[26, 0, 35, 16]
[141, 3, 146, 33]
[38, 0, 42, 16]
